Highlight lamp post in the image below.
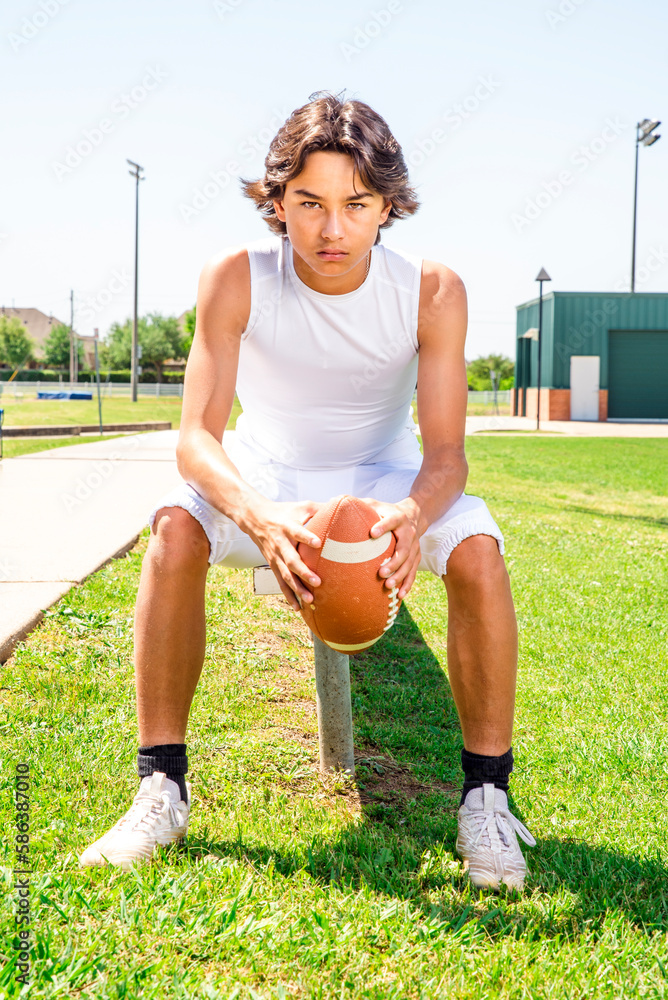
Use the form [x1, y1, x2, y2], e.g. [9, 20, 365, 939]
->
[127, 159, 145, 402]
[490, 369, 499, 414]
[535, 267, 551, 431]
[631, 119, 660, 292]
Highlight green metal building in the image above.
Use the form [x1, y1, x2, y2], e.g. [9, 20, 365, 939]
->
[514, 291, 668, 421]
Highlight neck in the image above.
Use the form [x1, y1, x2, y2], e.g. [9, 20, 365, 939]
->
[291, 246, 371, 295]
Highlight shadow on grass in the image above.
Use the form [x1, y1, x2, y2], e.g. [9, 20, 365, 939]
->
[564, 504, 668, 527]
[185, 604, 668, 939]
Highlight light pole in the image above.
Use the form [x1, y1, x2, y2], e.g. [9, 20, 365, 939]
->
[490, 369, 499, 414]
[535, 267, 551, 431]
[631, 119, 660, 292]
[127, 159, 145, 402]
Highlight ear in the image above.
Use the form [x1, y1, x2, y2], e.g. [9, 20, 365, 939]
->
[379, 198, 392, 224]
[273, 198, 286, 222]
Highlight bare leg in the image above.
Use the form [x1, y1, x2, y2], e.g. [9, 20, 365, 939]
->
[442, 534, 517, 755]
[134, 507, 210, 745]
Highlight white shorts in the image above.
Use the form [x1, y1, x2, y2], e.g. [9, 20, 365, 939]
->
[148, 431, 505, 579]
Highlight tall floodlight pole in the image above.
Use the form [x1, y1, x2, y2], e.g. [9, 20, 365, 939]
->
[94, 327, 103, 435]
[69, 289, 74, 385]
[631, 119, 660, 292]
[535, 268, 552, 431]
[127, 159, 145, 402]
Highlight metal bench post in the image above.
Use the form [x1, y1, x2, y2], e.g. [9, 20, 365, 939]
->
[253, 565, 355, 777]
[312, 636, 355, 776]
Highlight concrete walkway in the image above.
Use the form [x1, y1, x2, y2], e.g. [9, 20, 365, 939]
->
[0, 430, 184, 662]
[465, 415, 668, 436]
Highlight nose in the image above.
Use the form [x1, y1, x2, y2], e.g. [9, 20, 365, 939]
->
[321, 211, 344, 241]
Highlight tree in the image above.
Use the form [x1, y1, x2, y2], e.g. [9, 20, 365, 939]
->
[102, 312, 184, 381]
[180, 305, 196, 359]
[0, 316, 35, 368]
[466, 353, 515, 391]
[43, 323, 82, 369]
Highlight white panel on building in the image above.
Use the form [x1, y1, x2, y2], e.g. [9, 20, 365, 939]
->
[570, 355, 600, 421]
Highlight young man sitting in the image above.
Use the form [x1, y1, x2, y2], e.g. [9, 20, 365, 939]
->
[80, 91, 535, 890]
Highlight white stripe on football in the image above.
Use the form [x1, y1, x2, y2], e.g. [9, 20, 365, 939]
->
[320, 532, 393, 564]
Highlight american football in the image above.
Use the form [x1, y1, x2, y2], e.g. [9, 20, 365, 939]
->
[297, 494, 402, 653]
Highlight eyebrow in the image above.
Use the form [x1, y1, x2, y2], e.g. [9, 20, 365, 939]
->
[292, 188, 375, 201]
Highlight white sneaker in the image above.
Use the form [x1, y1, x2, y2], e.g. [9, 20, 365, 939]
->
[79, 772, 190, 870]
[456, 783, 536, 891]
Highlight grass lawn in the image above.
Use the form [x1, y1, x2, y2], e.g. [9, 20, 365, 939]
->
[0, 395, 185, 429]
[0, 393, 499, 430]
[1, 438, 667, 998]
[1, 435, 128, 459]
[464, 404, 511, 417]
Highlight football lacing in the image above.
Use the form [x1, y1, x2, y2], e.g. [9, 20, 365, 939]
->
[383, 586, 400, 631]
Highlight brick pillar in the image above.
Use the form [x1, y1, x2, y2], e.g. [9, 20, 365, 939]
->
[598, 390, 608, 421]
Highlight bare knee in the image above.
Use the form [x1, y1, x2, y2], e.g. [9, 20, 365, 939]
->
[148, 506, 210, 574]
[444, 534, 506, 589]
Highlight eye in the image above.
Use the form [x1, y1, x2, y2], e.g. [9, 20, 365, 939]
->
[347, 202, 366, 210]
[301, 201, 320, 208]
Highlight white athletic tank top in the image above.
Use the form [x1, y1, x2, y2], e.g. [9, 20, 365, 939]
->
[235, 234, 423, 470]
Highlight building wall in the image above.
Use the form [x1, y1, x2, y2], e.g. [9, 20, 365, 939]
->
[599, 389, 608, 421]
[519, 387, 568, 420]
[515, 292, 668, 420]
[552, 292, 668, 389]
[512, 387, 609, 421]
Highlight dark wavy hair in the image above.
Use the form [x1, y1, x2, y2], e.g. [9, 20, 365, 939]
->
[241, 90, 419, 244]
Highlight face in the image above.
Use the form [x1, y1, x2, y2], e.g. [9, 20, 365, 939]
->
[273, 150, 392, 280]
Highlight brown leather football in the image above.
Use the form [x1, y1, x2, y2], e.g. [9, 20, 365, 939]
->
[297, 494, 401, 653]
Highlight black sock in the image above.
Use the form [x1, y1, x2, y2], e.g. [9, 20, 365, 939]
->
[460, 747, 514, 806]
[138, 743, 189, 804]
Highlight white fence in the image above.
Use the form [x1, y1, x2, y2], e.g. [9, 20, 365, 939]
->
[0, 382, 510, 405]
[467, 390, 511, 405]
[0, 381, 184, 398]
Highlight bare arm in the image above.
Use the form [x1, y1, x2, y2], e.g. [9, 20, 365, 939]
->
[177, 249, 323, 609]
[405, 260, 469, 531]
[176, 248, 255, 518]
[364, 260, 469, 596]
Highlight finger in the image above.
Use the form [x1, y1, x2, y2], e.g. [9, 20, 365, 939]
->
[381, 543, 420, 589]
[378, 532, 414, 576]
[290, 523, 322, 548]
[277, 565, 314, 609]
[277, 578, 301, 611]
[398, 556, 421, 599]
[284, 550, 321, 589]
[370, 513, 402, 537]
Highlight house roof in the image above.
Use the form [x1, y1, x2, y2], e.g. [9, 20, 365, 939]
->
[0, 306, 71, 347]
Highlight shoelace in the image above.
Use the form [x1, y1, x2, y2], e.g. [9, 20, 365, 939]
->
[470, 807, 537, 853]
[116, 792, 183, 834]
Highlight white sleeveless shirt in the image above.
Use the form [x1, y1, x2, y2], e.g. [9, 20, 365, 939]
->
[235, 235, 423, 471]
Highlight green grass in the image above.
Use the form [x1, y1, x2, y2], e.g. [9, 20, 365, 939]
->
[1, 438, 667, 998]
[0, 395, 185, 429]
[465, 403, 511, 416]
[1, 435, 128, 459]
[0, 392, 497, 429]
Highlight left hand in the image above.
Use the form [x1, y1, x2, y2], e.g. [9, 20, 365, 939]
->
[359, 497, 423, 600]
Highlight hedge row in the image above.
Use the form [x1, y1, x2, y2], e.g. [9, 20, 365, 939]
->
[0, 369, 185, 384]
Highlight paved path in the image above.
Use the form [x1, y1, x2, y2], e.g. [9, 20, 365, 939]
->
[0, 430, 184, 662]
[465, 416, 668, 436]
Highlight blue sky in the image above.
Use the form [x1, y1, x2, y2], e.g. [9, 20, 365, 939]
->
[2, 0, 666, 359]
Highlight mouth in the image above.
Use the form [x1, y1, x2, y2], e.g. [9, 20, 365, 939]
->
[316, 249, 348, 261]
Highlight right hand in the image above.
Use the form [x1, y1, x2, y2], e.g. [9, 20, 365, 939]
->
[243, 499, 323, 611]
